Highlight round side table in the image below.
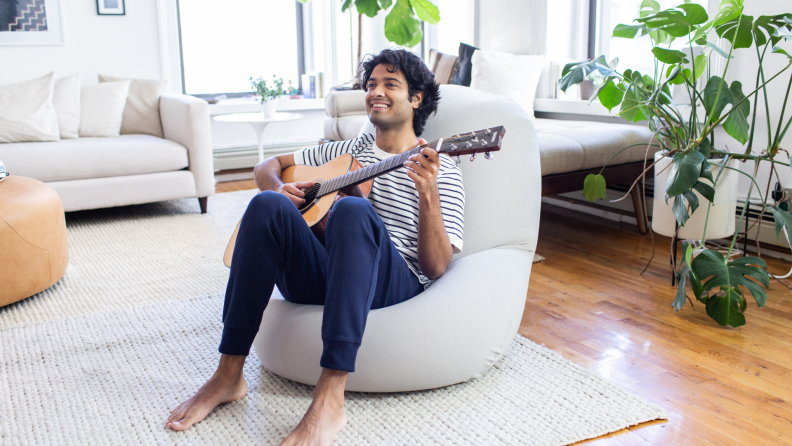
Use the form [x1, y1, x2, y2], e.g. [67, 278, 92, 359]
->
[0, 175, 69, 307]
[213, 112, 303, 163]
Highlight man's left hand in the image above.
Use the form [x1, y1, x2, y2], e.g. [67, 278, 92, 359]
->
[404, 138, 440, 196]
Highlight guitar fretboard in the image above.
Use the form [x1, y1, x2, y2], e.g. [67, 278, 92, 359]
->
[316, 143, 435, 197]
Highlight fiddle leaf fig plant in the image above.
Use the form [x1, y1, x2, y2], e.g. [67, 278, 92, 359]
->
[297, 0, 440, 47]
[560, 0, 792, 327]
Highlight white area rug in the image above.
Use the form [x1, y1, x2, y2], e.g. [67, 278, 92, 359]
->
[0, 191, 665, 445]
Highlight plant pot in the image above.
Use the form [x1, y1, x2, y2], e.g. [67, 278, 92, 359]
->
[652, 152, 738, 240]
[579, 80, 595, 100]
[260, 100, 278, 117]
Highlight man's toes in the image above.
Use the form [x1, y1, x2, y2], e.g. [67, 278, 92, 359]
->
[169, 417, 194, 432]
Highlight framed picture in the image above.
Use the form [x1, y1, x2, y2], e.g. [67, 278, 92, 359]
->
[0, 0, 64, 45]
[96, 0, 124, 15]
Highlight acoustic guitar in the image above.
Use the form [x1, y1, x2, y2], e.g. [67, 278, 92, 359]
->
[223, 126, 505, 267]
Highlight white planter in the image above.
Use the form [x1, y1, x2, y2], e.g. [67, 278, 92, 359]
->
[260, 100, 278, 117]
[652, 151, 738, 240]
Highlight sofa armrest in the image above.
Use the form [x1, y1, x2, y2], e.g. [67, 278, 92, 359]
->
[160, 93, 215, 198]
[325, 90, 367, 117]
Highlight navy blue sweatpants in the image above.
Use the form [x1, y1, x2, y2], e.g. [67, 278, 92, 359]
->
[219, 191, 425, 372]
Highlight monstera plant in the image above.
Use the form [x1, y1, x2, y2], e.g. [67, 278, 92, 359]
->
[296, 0, 440, 47]
[560, 0, 792, 328]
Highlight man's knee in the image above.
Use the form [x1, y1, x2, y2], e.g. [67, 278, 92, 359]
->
[244, 191, 295, 224]
[329, 197, 376, 225]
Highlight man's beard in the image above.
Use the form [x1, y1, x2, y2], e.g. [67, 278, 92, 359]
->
[369, 104, 412, 131]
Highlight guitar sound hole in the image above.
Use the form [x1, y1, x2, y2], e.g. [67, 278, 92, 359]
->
[298, 185, 320, 212]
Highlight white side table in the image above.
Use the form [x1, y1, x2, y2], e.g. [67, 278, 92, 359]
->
[213, 112, 304, 163]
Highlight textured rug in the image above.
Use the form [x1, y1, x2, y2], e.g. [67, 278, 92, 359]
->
[0, 191, 665, 445]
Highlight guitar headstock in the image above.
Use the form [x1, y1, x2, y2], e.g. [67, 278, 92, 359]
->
[434, 126, 505, 162]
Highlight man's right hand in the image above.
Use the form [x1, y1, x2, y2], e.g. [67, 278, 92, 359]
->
[276, 181, 315, 206]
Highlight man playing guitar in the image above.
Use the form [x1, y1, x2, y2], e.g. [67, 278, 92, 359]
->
[166, 48, 465, 446]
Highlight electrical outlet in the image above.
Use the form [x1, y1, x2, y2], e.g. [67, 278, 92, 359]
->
[772, 182, 792, 204]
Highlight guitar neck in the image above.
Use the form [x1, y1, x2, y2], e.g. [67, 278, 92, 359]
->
[316, 145, 426, 197]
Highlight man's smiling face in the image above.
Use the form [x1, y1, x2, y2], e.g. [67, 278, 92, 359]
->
[365, 64, 423, 132]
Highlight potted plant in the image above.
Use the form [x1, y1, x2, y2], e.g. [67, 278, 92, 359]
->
[559, 0, 792, 328]
[250, 75, 285, 117]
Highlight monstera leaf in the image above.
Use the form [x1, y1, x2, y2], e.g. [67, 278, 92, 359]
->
[636, 3, 708, 37]
[665, 151, 706, 197]
[716, 14, 754, 49]
[690, 249, 769, 327]
[583, 174, 607, 202]
[559, 56, 617, 93]
[754, 14, 792, 46]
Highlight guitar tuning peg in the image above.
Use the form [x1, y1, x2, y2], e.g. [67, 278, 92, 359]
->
[455, 155, 461, 165]
[485, 152, 494, 160]
[485, 128, 492, 134]
[470, 153, 477, 161]
[465, 142, 473, 148]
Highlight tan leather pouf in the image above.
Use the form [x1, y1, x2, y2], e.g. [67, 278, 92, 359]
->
[0, 175, 69, 307]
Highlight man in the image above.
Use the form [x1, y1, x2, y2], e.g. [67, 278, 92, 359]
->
[166, 48, 465, 445]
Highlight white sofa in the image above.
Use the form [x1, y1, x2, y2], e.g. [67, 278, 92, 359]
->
[0, 94, 215, 213]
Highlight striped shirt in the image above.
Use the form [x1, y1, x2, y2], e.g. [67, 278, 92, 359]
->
[294, 133, 465, 286]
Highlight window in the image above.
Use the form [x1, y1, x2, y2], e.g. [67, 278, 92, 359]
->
[177, 0, 303, 96]
[598, 0, 709, 76]
[424, 0, 474, 56]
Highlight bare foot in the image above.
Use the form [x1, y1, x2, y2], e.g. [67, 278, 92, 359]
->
[280, 397, 347, 446]
[281, 368, 349, 446]
[166, 354, 247, 431]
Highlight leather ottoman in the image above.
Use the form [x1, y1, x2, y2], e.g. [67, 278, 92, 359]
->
[0, 175, 69, 307]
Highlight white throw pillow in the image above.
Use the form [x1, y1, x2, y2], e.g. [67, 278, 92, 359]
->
[0, 72, 60, 143]
[470, 50, 545, 118]
[53, 73, 81, 139]
[99, 75, 167, 138]
[79, 81, 131, 138]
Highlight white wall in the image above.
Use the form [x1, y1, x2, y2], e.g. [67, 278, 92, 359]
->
[0, 0, 163, 86]
[475, 0, 546, 55]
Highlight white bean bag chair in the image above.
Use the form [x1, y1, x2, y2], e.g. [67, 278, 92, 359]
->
[252, 85, 541, 392]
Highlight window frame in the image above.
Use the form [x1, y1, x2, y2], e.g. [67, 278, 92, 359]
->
[175, 0, 307, 99]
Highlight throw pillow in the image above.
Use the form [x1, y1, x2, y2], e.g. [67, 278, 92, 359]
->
[99, 75, 167, 138]
[0, 72, 60, 143]
[470, 49, 545, 118]
[53, 73, 81, 139]
[451, 43, 478, 87]
[428, 49, 458, 84]
[79, 81, 131, 138]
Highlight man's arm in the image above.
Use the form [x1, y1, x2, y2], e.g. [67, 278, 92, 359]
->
[404, 143, 453, 280]
[253, 153, 314, 206]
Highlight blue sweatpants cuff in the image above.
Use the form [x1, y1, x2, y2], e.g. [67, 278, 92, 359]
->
[218, 326, 259, 356]
[320, 338, 361, 372]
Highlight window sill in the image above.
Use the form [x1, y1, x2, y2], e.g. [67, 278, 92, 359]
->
[209, 97, 326, 116]
[534, 98, 613, 117]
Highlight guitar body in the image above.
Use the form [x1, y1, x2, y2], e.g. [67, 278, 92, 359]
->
[223, 154, 372, 267]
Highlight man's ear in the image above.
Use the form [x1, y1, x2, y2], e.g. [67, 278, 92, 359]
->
[411, 91, 424, 109]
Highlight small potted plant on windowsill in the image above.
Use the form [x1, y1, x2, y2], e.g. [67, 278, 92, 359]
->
[250, 75, 285, 117]
[559, 0, 792, 328]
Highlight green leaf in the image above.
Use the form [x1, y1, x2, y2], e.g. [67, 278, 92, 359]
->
[712, 0, 744, 27]
[378, 0, 393, 8]
[703, 76, 733, 120]
[723, 81, 751, 144]
[559, 56, 617, 93]
[754, 14, 792, 46]
[583, 174, 607, 202]
[613, 23, 648, 38]
[674, 264, 690, 311]
[619, 85, 649, 123]
[672, 194, 691, 226]
[341, 0, 353, 12]
[693, 54, 707, 80]
[700, 158, 714, 183]
[384, 0, 422, 46]
[716, 14, 754, 49]
[683, 189, 700, 215]
[635, 3, 708, 38]
[666, 151, 706, 196]
[706, 41, 731, 58]
[355, 0, 380, 17]
[773, 46, 792, 60]
[653, 47, 687, 64]
[775, 26, 792, 41]
[691, 248, 769, 326]
[689, 268, 704, 300]
[698, 137, 712, 159]
[597, 79, 625, 112]
[693, 181, 715, 202]
[771, 206, 792, 246]
[409, 0, 440, 24]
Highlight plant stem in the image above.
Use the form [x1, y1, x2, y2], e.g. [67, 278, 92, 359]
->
[771, 72, 792, 156]
[716, 163, 768, 206]
[700, 23, 739, 135]
[710, 150, 791, 167]
[597, 142, 663, 175]
[727, 162, 760, 260]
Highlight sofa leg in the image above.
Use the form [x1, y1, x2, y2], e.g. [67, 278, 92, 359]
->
[630, 180, 648, 234]
[198, 197, 208, 214]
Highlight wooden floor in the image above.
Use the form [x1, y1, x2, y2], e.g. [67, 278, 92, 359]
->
[217, 180, 792, 445]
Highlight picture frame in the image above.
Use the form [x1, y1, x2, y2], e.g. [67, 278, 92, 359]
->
[0, 0, 64, 45]
[96, 0, 124, 16]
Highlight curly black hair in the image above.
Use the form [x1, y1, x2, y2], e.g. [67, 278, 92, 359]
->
[358, 48, 441, 137]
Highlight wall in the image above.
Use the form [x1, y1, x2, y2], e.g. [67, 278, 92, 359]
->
[0, 0, 163, 86]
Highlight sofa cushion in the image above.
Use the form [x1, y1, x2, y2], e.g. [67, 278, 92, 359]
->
[0, 72, 60, 143]
[0, 134, 189, 182]
[99, 75, 167, 138]
[535, 118, 657, 176]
